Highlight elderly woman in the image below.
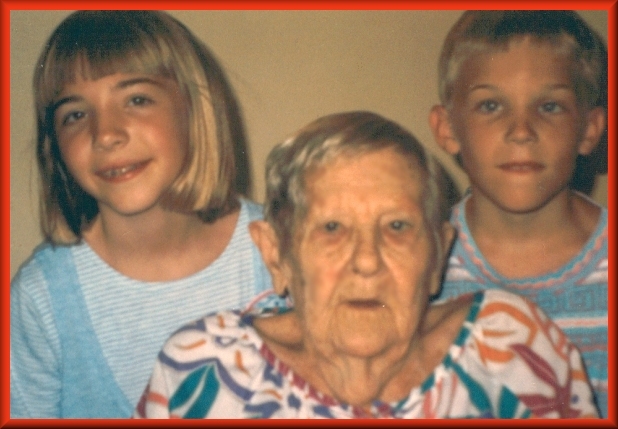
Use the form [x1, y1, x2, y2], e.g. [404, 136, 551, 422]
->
[135, 112, 597, 418]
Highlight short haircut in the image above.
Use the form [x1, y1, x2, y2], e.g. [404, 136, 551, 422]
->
[437, 10, 608, 188]
[35, 11, 247, 243]
[263, 111, 454, 260]
[438, 10, 606, 109]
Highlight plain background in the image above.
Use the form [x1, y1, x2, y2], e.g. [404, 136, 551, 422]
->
[10, 10, 608, 279]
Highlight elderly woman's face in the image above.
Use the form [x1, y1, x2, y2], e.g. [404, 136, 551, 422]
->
[289, 147, 443, 359]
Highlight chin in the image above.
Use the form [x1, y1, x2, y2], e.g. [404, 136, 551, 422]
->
[335, 333, 391, 358]
[497, 200, 552, 215]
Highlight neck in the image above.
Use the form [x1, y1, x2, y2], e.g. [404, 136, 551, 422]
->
[92, 205, 205, 253]
[308, 303, 465, 409]
[464, 189, 600, 278]
[257, 300, 471, 412]
[310, 345, 416, 409]
[83, 204, 239, 281]
[258, 311, 427, 410]
[466, 189, 580, 240]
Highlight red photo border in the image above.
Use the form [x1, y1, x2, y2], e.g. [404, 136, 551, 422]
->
[1, 1, 615, 427]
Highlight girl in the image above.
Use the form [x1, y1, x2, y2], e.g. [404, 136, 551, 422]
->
[11, 10, 280, 418]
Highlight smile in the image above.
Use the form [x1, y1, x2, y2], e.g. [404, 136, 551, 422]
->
[97, 160, 150, 181]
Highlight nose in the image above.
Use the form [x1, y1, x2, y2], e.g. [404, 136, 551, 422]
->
[506, 111, 537, 145]
[351, 229, 382, 276]
[92, 109, 128, 151]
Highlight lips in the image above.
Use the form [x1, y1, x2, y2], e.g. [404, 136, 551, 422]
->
[96, 160, 151, 182]
[346, 299, 384, 309]
[498, 161, 544, 172]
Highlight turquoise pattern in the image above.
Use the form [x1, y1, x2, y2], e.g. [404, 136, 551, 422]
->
[169, 364, 220, 418]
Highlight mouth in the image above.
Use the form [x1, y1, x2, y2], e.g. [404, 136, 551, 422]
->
[498, 161, 544, 173]
[346, 299, 385, 309]
[96, 160, 150, 181]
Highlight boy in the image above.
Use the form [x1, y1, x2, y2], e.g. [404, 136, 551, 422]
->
[429, 11, 608, 417]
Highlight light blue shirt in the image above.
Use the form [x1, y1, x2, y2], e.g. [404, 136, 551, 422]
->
[11, 199, 283, 418]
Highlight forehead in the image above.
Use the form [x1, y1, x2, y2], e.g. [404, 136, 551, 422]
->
[304, 147, 424, 205]
[456, 37, 575, 92]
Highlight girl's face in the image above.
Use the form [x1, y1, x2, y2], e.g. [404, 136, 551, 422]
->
[53, 72, 189, 220]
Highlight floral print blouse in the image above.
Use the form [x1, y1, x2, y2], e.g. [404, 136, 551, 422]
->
[134, 289, 598, 419]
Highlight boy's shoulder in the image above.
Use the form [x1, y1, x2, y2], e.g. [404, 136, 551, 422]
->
[574, 191, 607, 226]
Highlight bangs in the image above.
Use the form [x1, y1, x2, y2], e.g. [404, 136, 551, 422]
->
[35, 11, 177, 119]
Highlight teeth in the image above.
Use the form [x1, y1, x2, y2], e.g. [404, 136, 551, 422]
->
[102, 164, 138, 178]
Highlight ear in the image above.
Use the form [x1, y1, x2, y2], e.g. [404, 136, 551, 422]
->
[429, 104, 461, 156]
[578, 106, 606, 156]
[249, 220, 292, 296]
[429, 221, 456, 297]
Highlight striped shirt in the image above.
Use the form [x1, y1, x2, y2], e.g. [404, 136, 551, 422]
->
[10, 198, 281, 418]
[435, 194, 608, 418]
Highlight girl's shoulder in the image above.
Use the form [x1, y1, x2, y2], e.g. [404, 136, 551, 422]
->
[240, 198, 265, 222]
[11, 242, 80, 290]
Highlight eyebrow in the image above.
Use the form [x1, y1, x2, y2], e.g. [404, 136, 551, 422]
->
[51, 76, 166, 112]
[468, 82, 573, 93]
[116, 76, 166, 90]
[52, 95, 80, 112]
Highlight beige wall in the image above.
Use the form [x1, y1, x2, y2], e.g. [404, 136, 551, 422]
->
[10, 10, 608, 279]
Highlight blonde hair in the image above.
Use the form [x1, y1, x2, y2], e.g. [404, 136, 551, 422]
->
[438, 11, 607, 109]
[35, 11, 246, 243]
[263, 111, 454, 261]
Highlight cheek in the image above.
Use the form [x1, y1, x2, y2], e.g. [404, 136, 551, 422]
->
[301, 258, 342, 300]
[451, 123, 489, 163]
[387, 250, 434, 299]
[170, 101, 191, 148]
[58, 143, 88, 179]
[299, 236, 352, 279]
[173, 118, 191, 153]
[459, 145, 488, 173]
[295, 247, 350, 309]
[395, 270, 429, 302]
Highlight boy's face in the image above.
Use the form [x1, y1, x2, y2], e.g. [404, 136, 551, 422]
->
[434, 36, 605, 214]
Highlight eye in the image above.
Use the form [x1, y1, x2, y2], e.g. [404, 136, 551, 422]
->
[128, 95, 153, 106]
[388, 220, 411, 232]
[59, 110, 85, 126]
[324, 221, 340, 233]
[539, 101, 563, 114]
[477, 99, 501, 114]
